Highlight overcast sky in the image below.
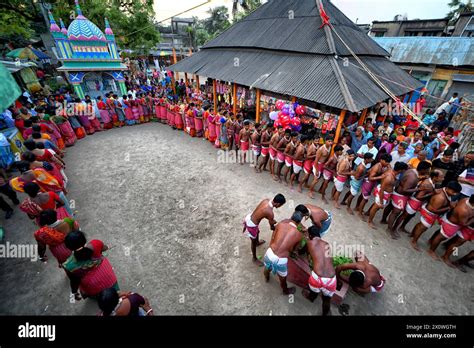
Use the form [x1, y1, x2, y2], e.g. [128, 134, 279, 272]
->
[154, 0, 452, 24]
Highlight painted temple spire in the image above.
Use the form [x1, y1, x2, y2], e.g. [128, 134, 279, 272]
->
[59, 18, 68, 35]
[104, 18, 114, 36]
[75, 0, 85, 19]
[48, 11, 61, 32]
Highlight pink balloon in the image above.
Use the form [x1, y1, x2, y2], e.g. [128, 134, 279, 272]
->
[280, 115, 290, 126]
[290, 117, 301, 127]
[275, 100, 285, 110]
[296, 105, 306, 115]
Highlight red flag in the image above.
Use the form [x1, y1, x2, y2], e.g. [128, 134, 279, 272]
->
[319, 6, 330, 28]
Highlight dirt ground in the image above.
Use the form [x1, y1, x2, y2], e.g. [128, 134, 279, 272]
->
[0, 123, 472, 316]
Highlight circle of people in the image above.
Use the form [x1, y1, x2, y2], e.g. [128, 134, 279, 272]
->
[3, 85, 472, 316]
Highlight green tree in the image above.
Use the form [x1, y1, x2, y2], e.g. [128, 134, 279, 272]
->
[203, 6, 231, 37]
[0, 0, 43, 42]
[51, 0, 160, 55]
[447, 0, 473, 23]
[232, 0, 262, 22]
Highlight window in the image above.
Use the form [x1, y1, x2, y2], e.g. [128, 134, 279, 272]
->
[374, 31, 385, 37]
[427, 79, 448, 97]
[404, 31, 418, 36]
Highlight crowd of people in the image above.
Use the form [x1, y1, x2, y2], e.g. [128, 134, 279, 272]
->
[0, 72, 472, 316]
[150, 87, 472, 272]
[1, 87, 159, 316]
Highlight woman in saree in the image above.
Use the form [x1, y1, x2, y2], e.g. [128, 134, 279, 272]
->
[137, 93, 145, 123]
[63, 230, 118, 301]
[185, 104, 196, 137]
[194, 105, 204, 138]
[219, 117, 229, 150]
[174, 104, 184, 130]
[68, 100, 86, 139]
[146, 92, 154, 122]
[153, 94, 162, 122]
[75, 99, 94, 135]
[159, 96, 167, 124]
[97, 96, 113, 130]
[20, 182, 70, 225]
[11, 160, 73, 216]
[207, 110, 216, 143]
[98, 287, 153, 316]
[10, 161, 64, 195]
[166, 101, 175, 128]
[21, 150, 66, 192]
[50, 107, 77, 147]
[113, 94, 125, 127]
[123, 95, 135, 126]
[41, 114, 65, 151]
[35, 209, 78, 266]
[214, 112, 221, 148]
[106, 94, 119, 128]
[85, 100, 102, 132]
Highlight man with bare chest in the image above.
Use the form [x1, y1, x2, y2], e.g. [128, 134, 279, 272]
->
[428, 192, 472, 260]
[256, 125, 273, 173]
[251, 123, 262, 169]
[336, 252, 385, 295]
[394, 170, 444, 234]
[308, 137, 333, 196]
[367, 162, 408, 230]
[298, 136, 317, 193]
[356, 153, 391, 220]
[269, 126, 284, 177]
[263, 211, 304, 295]
[410, 182, 461, 251]
[384, 161, 431, 239]
[302, 226, 336, 316]
[318, 145, 344, 203]
[273, 129, 291, 182]
[243, 194, 286, 263]
[239, 121, 251, 164]
[282, 132, 299, 185]
[289, 136, 305, 189]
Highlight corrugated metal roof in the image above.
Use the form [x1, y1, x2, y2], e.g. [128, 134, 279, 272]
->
[373, 37, 474, 66]
[204, 0, 388, 57]
[171, 48, 422, 112]
[171, 0, 423, 112]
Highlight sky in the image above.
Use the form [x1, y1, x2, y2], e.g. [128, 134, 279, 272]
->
[153, 0, 452, 24]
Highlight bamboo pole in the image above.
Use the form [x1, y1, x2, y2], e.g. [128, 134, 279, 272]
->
[196, 75, 200, 92]
[184, 72, 189, 102]
[333, 109, 347, 154]
[256, 88, 261, 123]
[358, 108, 368, 126]
[213, 79, 217, 114]
[172, 48, 178, 81]
[232, 83, 237, 116]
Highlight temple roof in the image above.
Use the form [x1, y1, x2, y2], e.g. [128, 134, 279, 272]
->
[171, 0, 423, 112]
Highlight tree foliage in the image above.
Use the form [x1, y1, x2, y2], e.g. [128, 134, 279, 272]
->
[232, 0, 262, 22]
[187, 1, 262, 49]
[447, 0, 473, 23]
[0, 0, 42, 41]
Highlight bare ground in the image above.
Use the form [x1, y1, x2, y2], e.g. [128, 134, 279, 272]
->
[0, 123, 472, 315]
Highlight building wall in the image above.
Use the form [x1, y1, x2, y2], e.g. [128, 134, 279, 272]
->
[370, 19, 448, 37]
[452, 14, 474, 37]
[397, 64, 474, 107]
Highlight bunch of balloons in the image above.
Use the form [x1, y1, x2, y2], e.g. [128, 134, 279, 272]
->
[269, 100, 306, 132]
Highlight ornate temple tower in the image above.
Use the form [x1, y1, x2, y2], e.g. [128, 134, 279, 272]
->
[49, 0, 128, 99]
